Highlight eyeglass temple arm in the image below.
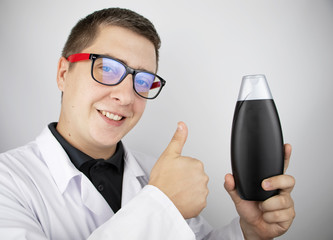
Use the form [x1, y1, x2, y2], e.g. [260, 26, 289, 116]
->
[67, 53, 91, 63]
[150, 82, 161, 90]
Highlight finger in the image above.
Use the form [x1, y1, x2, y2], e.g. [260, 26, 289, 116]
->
[224, 173, 243, 205]
[164, 122, 188, 156]
[262, 207, 296, 224]
[259, 194, 294, 212]
[262, 174, 295, 193]
[283, 144, 292, 173]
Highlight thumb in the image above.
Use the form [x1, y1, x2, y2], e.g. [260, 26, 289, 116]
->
[164, 122, 188, 156]
[224, 173, 242, 205]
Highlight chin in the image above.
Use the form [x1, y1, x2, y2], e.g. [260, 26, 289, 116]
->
[92, 134, 121, 148]
[96, 127, 127, 144]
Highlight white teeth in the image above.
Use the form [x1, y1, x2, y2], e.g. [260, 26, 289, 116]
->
[101, 111, 123, 121]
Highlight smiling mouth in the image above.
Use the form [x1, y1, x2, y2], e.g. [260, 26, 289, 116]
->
[100, 110, 124, 121]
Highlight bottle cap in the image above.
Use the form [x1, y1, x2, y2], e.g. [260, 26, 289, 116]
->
[237, 74, 273, 101]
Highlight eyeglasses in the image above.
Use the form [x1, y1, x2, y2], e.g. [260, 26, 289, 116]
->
[67, 53, 166, 99]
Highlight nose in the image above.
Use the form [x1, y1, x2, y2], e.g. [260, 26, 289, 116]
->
[110, 75, 135, 105]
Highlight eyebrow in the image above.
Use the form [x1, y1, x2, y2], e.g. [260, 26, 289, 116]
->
[101, 53, 154, 73]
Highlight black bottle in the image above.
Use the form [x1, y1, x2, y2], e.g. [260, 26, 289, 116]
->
[231, 75, 284, 201]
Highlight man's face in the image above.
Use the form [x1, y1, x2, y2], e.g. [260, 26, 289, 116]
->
[57, 25, 157, 159]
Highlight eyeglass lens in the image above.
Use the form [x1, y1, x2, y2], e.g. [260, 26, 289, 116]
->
[92, 57, 162, 99]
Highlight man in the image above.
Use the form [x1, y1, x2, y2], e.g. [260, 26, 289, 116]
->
[0, 8, 295, 239]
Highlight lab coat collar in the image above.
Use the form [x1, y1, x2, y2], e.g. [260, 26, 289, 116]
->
[36, 127, 81, 194]
[36, 127, 112, 217]
[35, 126, 149, 215]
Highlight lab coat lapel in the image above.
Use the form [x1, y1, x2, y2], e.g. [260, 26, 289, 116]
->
[36, 127, 80, 194]
[38, 127, 149, 218]
[80, 175, 113, 218]
[121, 146, 147, 207]
[37, 127, 112, 219]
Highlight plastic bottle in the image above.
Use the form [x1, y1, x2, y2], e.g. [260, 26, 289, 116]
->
[231, 74, 284, 201]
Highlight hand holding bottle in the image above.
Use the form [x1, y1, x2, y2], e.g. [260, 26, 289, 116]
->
[225, 144, 296, 239]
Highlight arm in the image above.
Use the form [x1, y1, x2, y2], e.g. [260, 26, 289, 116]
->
[0, 170, 195, 240]
[88, 185, 195, 240]
[148, 122, 245, 239]
[0, 123, 199, 240]
[0, 183, 195, 240]
[0, 172, 48, 240]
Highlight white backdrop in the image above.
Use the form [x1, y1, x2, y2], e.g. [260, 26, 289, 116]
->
[1, 0, 333, 239]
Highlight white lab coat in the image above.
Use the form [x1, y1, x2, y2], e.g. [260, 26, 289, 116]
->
[0, 126, 244, 240]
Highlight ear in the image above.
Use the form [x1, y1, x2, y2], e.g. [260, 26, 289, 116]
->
[56, 57, 70, 92]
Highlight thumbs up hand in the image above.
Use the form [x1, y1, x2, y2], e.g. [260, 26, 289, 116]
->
[149, 122, 209, 219]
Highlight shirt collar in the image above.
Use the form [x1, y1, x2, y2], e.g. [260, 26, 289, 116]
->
[48, 122, 124, 172]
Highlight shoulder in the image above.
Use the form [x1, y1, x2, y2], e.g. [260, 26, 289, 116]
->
[0, 125, 55, 171]
[0, 126, 61, 183]
[0, 140, 43, 173]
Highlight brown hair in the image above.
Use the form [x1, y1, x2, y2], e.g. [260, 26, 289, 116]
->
[62, 8, 161, 64]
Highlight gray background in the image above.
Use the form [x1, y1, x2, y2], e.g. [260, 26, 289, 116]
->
[1, 0, 333, 239]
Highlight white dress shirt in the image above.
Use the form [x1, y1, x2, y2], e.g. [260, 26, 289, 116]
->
[0, 126, 244, 239]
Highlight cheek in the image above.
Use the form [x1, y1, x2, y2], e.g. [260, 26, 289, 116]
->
[62, 75, 98, 116]
[134, 100, 147, 119]
[65, 64, 96, 98]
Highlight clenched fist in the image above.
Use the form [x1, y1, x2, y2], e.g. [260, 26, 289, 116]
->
[149, 122, 209, 219]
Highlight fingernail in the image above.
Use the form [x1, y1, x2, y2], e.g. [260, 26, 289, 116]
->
[263, 180, 271, 190]
[177, 122, 183, 131]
